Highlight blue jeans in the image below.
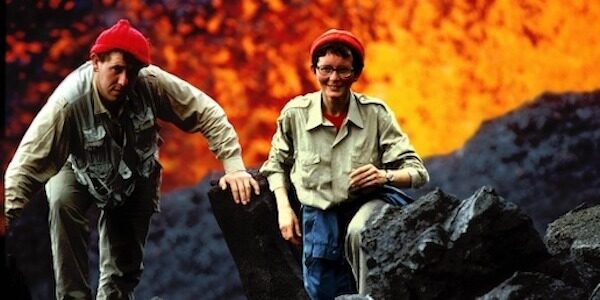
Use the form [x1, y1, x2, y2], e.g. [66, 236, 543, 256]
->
[302, 206, 356, 300]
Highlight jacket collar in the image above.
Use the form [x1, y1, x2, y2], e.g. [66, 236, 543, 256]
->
[305, 90, 364, 130]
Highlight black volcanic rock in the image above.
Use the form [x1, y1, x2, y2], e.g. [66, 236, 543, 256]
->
[592, 284, 600, 300]
[419, 91, 600, 234]
[543, 205, 600, 293]
[207, 183, 598, 299]
[361, 186, 549, 299]
[136, 177, 246, 300]
[207, 170, 308, 300]
[477, 272, 586, 300]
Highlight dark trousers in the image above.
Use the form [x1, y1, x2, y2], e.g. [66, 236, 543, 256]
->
[45, 164, 157, 299]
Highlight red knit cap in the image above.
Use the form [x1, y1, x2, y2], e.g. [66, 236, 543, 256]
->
[309, 29, 364, 63]
[90, 19, 150, 66]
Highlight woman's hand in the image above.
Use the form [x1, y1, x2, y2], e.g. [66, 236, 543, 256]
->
[278, 205, 302, 245]
[349, 164, 386, 190]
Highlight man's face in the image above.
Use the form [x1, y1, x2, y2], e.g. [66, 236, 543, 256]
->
[92, 51, 141, 103]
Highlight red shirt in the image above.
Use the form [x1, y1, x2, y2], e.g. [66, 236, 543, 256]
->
[324, 111, 347, 131]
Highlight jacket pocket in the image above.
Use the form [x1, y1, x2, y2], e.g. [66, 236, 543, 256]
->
[351, 154, 373, 170]
[82, 125, 109, 165]
[132, 107, 158, 154]
[131, 107, 160, 177]
[82, 125, 106, 149]
[298, 152, 321, 188]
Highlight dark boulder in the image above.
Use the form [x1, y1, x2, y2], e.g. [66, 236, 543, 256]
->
[362, 186, 549, 299]
[477, 272, 586, 300]
[208, 170, 308, 300]
[543, 204, 600, 294]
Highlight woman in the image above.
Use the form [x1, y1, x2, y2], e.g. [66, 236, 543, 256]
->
[260, 28, 429, 299]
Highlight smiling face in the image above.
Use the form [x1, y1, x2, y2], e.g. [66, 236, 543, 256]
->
[315, 51, 359, 110]
[91, 51, 142, 103]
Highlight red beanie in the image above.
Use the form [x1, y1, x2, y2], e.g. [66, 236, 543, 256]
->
[90, 19, 150, 66]
[309, 29, 364, 63]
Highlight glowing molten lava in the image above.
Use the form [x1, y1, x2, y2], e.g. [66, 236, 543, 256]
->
[4, 0, 600, 198]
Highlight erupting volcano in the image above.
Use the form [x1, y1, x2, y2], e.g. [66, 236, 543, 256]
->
[4, 0, 600, 196]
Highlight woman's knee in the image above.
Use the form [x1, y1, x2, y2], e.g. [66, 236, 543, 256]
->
[346, 200, 386, 244]
[345, 218, 363, 243]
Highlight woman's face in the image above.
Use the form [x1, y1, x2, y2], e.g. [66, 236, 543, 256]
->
[315, 52, 358, 103]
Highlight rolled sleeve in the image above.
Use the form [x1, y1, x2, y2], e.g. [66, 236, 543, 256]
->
[266, 173, 287, 192]
[406, 167, 429, 188]
[378, 103, 429, 188]
[222, 156, 246, 174]
[145, 65, 245, 170]
[260, 112, 294, 191]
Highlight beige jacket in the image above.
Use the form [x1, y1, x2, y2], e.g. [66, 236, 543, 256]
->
[5, 61, 245, 218]
[260, 91, 429, 210]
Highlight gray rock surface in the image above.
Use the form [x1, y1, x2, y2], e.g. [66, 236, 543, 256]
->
[362, 186, 548, 299]
[591, 284, 600, 300]
[477, 272, 585, 300]
[418, 91, 600, 235]
[544, 205, 600, 294]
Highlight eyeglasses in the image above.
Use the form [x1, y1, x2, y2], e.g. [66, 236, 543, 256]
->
[315, 65, 354, 79]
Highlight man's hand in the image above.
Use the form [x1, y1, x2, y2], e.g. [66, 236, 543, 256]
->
[5, 208, 23, 230]
[349, 164, 385, 190]
[218, 170, 260, 205]
[278, 206, 302, 245]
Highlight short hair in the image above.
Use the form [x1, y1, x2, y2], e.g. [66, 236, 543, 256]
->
[311, 42, 364, 75]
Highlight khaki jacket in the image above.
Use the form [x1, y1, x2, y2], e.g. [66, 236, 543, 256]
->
[5, 62, 245, 217]
[260, 91, 429, 210]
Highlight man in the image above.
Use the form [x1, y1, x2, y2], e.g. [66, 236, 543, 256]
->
[260, 29, 429, 299]
[5, 19, 259, 299]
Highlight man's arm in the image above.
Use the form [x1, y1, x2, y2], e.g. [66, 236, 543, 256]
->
[5, 96, 71, 226]
[143, 66, 259, 203]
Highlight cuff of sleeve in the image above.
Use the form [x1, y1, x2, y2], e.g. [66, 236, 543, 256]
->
[267, 173, 287, 191]
[222, 156, 246, 174]
[406, 168, 422, 188]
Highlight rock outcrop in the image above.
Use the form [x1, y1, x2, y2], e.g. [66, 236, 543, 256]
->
[208, 171, 307, 300]
[543, 204, 600, 294]
[208, 181, 599, 299]
[418, 91, 600, 235]
[361, 186, 548, 299]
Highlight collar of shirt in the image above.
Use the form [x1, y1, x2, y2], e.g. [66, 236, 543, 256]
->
[305, 91, 365, 131]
